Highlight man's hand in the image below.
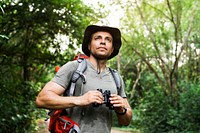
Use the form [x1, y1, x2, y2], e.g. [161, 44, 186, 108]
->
[77, 90, 104, 106]
[109, 94, 126, 112]
[109, 94, 132, 126]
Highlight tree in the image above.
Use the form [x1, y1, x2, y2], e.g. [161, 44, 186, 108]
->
[0, 0, 103, 132]
[112, 0, 200, 132]
[0, 0, 102, 81]
[116, 0, 200, 104]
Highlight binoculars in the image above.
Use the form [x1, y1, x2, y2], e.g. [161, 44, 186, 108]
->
[93, 89, 114, 110]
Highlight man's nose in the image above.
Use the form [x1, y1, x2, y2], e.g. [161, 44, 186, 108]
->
[100, 39, 106, 45]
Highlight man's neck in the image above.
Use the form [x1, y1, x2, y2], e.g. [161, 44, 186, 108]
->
[88, 56, 107, 72]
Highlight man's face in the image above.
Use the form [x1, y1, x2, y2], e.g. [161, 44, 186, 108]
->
[88, 31, 114, 59]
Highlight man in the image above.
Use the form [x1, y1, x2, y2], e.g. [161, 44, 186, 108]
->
[36, 25, 132, 133]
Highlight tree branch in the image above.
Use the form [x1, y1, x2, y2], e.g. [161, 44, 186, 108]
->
[134, 0, 171, 91]
[132, 47, 168, 96]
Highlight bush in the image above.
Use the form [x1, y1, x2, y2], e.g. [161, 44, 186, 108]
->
[136, 86, 174, 133]
[133, 83, 200, 133]
[177, 83, 200, 132]
[0, 81, 43, 133]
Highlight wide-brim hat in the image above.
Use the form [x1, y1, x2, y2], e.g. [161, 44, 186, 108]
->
[82, 25, 122, 60]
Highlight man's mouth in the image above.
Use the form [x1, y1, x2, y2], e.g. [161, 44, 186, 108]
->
[97, 47, 107, 50]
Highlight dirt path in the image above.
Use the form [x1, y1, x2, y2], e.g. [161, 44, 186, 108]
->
[111, 129, 134, 133]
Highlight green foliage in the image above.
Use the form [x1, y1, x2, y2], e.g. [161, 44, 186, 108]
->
[0, 0, 102, 132]
[132, 82, 200, 133]
[135, 86, 171, 133]
[113, 0, 200, 131]
[0, 0, 98, 69]
[119, 0, 200, 95]
[0, 80, 41, 132]
[177, 83, 200, 132]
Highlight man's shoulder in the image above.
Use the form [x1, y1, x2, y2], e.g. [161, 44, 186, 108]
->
[62, 60, 78, 68]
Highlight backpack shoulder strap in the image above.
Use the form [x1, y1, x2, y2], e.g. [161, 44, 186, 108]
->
[48, 57, 87, 119]
[68, 58, 87, 96]
[108, 68, 122, 94]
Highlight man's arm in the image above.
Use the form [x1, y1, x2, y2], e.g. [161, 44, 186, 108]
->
[36, 81, 104, 110]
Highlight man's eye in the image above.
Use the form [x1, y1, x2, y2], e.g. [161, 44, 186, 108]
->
[106, 38, 112, 42]
[94, 36, 101, 40]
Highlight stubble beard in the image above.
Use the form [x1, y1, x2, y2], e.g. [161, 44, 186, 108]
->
[91, 52, 110, 60]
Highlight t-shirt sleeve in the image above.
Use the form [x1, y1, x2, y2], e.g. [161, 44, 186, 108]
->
[52, 61, 78, 89]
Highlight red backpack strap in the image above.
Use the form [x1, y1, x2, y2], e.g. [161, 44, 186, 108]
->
[74, 53, 89, 60]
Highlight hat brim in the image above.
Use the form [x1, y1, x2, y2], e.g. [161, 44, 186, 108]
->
[82, 25, 121, 60]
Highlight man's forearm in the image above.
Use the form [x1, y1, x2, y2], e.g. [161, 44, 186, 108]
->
[116, 107, 132, 126]
[36, 93, 81, 110]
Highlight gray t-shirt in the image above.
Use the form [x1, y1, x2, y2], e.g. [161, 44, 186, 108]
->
[52, 59, 126, 133]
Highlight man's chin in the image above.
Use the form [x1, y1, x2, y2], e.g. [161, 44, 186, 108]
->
[93, 54, 110, 60]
